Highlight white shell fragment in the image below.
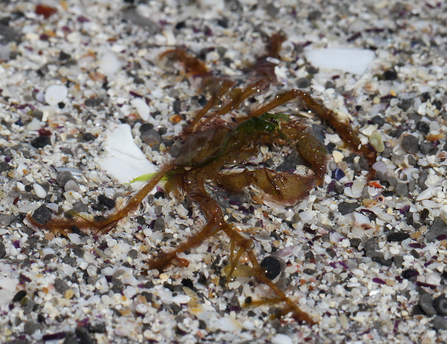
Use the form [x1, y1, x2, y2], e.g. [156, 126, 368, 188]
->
[44, 85, 68, 105]
[305, 48, 375, 75]
[97, 124, 157, 187]
[131, 98, 150, 121]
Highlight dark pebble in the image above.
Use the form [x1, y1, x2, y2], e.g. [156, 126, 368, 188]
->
[139, 123, 154, 134]
[401, 135, 419, 154]
[12, 290, 27, 302]
[326, 248, 336, 258]
[432, 315, 447, 331]
[141, 129, 161, 146]
[350, 238, 361, 248]
[372, 257, 393, 266]
[62, 255, 77, 267]
[419, 293, 437, 316]
[122, 9, 159, 33]
[169, 143, 182, 158]
[338, 201, 359, 215]
[0, 161, 12, 172]
[418, 169, 429, 190]
[371, 115, 385, 127]
[128, 249, 138, 259]
[394, 183, 408, 197]
[415, 121, 430, 135]
[303, 269, 316, 275]
[0, 242, 5, 258]
[88, 323, 106, 333]
[75, 327, 94, 344]
[413, 304, 425, 315]
[383, 69, 397, 80]
[181, 278, 194, 290]
[297, 77, 311, 88]
[434, 296, 447, 316]
[153, 217, 165, 231]
[420, 141, 433, 155]
[398, 99, 414, 111]
[82, 133, 96, 142]
[308, 10, 321, 20]
[57, 171, 73, 188]
[325, 81, 334, 89]
[305, 251, 315, 259]
[387, 232, 410, 242]
[31, 135, 51, 148]
[426, 217, 447, 243]
[54, 278, 69, 294]
[98, 195, 115, 209]
[158, 127, 167, 135]
[277, 150, 303, 172]
[173, 98, 182, 114]
[32, 204, 52, 225]
[260, 256, 282, 280]
[23, 299, 36, 315]
[393, 255, 404, 268]
[24, 320, 37, 335]
[84, 97, 102, 107]
[266, 3, 279, 16]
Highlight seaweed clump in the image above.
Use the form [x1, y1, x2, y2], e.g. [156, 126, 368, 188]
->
[26, 32, 377, 324]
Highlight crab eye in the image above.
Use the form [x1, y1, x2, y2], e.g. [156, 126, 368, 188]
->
[260, 256, 282, 280]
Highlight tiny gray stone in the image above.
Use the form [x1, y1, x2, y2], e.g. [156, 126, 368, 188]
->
[54, 278, 69, 294]
[22, 299, 36, 315]
[418, 169, 429, 190]
[297, 77, 311, 89]
[0, 24, 20, 43]
[154, 217, 165, 231]
[393, 255, 404, 268]
[277, 150, 304, 172]
[24, 320, 37, 335]
[432, 316, 447, 331]
[128, 249, 138, 259]
[338, 201, 359, 215]
[419, 293, 437, 316]
[398, 98, 414, 111]
[395, 183, 409, 197]
[0, 242, 6, 259]
[266, 3, 279, 17]
[122, 9, 159, 35]
[420, 142, 433, 155]
[401, 135, 419, 154]
[426, 217, 447, 243]
[57, 171, 73, 187]
[0, 162, 11, 172]
[141, 129, 161, 146]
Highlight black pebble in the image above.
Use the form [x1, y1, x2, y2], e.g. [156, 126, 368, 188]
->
[31, 135, 51, 148]
[59, 51, 71, 61]
[338, 201, 359, 215]
[82, 133, 96, 142]
[387, 232, 410, 242]
[383, 69, 397, 80]
[139, 123, 154, 134]
[153, 217, 165, 231]
[173, 99, 182, 114]
[402, 269, 419, 279]
[154, 191, 164, 199]
[181, 278, 194, 290]
[88, 323, 106, 334]
[32, 204, 52, 225]
[371, 115, 385, 127]
[98, 195, 115, 209]
[434, 296, 447, 316]
[12, 290, 27, 302]
[415, 121, 430, 135]
[260, 256, 282, 280]
[401, 135, 419, 154]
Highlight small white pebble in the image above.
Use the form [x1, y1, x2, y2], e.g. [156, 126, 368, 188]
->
[98, 52, 121, 77]
[135, 303, 148, 314]
[45, 85, 68, 106]
[131, 98, 150, 121]
[33, 183, 47, 198]
[67, 233, 82, 245]
[426, 272, 441, 286]
[64, 180, 79, 192]
[271, 334, 293, 344]
[172, 295, 190, 305]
